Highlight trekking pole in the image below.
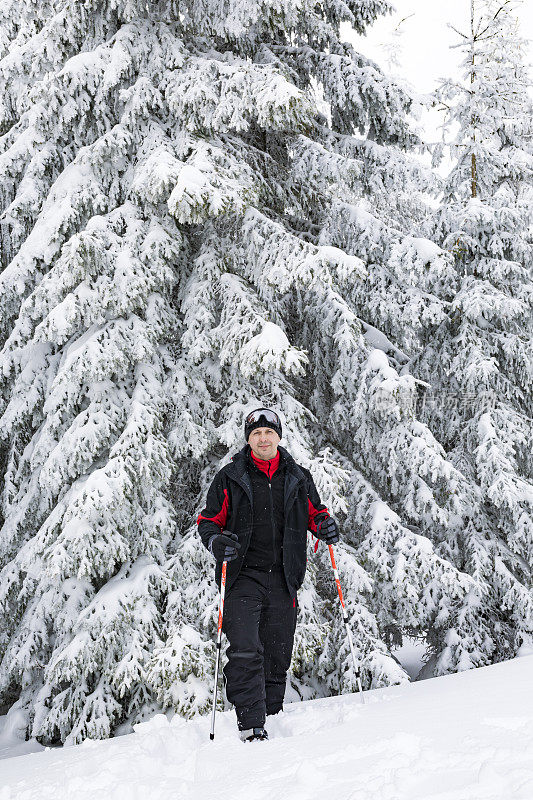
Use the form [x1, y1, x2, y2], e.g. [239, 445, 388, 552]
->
[328, 544, 365, 703]
[210, 559, 228, 740]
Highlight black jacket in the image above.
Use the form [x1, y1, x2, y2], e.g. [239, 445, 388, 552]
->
[197, 445, 328, 598]
[242, 447, 286, 569]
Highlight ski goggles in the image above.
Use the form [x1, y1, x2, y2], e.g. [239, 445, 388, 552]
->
[245, 409, 281, 427]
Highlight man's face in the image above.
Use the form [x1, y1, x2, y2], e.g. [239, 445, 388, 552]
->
[248, 427, 281, 460]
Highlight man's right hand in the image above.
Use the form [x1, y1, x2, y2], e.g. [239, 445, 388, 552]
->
[208, 531, 241, 562]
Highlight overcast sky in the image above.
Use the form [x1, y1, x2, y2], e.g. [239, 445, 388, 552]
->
[349, 0, 533, 94]
[344, 1, 532, 146]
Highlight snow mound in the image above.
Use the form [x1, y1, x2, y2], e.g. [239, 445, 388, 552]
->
[2, 656, 533, 800]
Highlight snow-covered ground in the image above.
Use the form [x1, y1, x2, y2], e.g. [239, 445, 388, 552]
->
[2, 656, 532, 800]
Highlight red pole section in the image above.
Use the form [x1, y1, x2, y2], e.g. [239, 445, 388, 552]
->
[328, 544, 365, 703]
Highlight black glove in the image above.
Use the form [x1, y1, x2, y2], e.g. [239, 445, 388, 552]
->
[315, 515, 339, 544]
[208, 531, 241, 562]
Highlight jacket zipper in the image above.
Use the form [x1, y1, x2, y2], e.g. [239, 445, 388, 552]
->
[267, 462, 276, 568]
[268, 482, 276, 566]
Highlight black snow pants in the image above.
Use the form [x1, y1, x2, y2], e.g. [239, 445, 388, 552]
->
[222, 564, 298, 730]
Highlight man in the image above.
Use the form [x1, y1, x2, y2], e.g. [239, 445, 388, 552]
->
[197, 408, 340, 742]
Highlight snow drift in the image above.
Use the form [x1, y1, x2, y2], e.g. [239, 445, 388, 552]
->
[2, 655, 532, 800]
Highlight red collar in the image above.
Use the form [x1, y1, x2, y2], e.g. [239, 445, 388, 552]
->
[250, 449, 280, 479]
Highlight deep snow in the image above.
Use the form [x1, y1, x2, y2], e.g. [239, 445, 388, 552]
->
[1, 655, 532, 800]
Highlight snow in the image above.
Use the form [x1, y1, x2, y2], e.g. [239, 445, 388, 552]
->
[361, 322, 409, 364]
[365, 348, 390, 372]
[239, 321, 308, 377]
[2, 656, 533, 799]
[0, 709, 44, 761]
[409, 237, 442, 263]
[246, 320, 290, 356]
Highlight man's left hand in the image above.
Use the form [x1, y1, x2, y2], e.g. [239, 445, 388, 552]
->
[315, 515, 340, 544]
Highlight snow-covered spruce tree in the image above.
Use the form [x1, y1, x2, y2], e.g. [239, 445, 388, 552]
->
[0, 0, 481, 742]
[0, 4, 190, 743]
[413, 0, 533, 671]
[147, 5, 482, 708]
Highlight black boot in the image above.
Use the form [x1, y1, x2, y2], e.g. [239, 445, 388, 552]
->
[239, 727, 269, 742]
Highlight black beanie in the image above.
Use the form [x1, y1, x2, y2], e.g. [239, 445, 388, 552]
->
[244, 408, 282, 442]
